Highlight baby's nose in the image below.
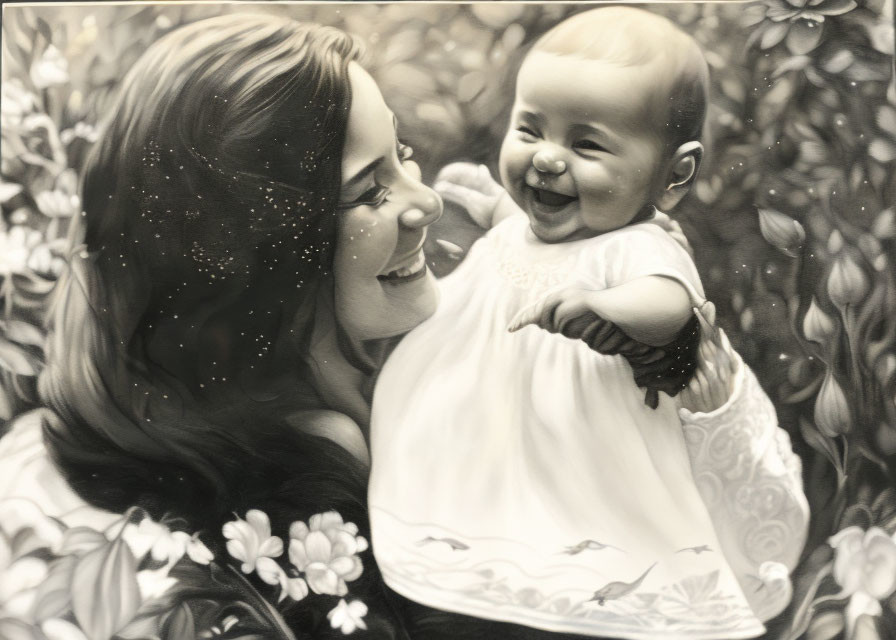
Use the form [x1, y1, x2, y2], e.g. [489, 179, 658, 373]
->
[532, 149, 567, 175]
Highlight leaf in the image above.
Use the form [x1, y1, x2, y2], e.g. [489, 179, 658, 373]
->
[162, 603, 196, 640]
[0, 182, 24, 203]
[36, 17, 53, 45]
[32, 555, 78, 622]
[0, 618, 46, 640]
[1, 319, 46, 348]
[0, 336, 41, 376]
[877, 106, 896, 138]
[71, 537, 142, 640]
[786, 20, 824, 55]
[0, 384, 13, 421]
[773, 55, 812, 78]
[806, 610, 844, 640]
[55, 527, 109, 556]
[799, 419, 845, 483]
[869, 138, 896, 163]
[457, 72, 485, 103]
[822, 49, 854, 74]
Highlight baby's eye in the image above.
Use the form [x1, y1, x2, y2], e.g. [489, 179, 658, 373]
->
[397, 141, 413, 161]
[573, 139, 608, 154]
[516, 126, 539, 140]
[339, 184, 390, 210]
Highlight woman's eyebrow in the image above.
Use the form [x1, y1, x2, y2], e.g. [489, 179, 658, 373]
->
[343, 158, 383, 192]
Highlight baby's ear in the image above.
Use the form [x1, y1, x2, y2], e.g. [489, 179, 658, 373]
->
[656, 141, 703, 211]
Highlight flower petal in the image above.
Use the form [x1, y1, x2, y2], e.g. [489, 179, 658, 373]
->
[304, 531, 333, 564]
[255, 557, 284, 586]
[285, 577, 309, 601]
[227, 540, 248, 571]
[246, 510, 272, 538]
[343, 556, 364, 582]
[786, 19, 824, 55]
[862, 530, 896, 599]
[258, 535, 284, 559]
[289, 521, 309, 541]
[817, 0, 857, 15]
[306, 564, 340, 595]
[330, 555, 356, 577]
[761, 22, 791, 49]
[288, 538, 309, 571]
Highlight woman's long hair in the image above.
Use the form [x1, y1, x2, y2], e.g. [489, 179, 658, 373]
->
[38, 15, 402, 638]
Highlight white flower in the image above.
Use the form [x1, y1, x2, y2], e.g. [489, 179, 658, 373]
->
[119, 517, 185, 564]
[136, 566, 179, 601]
[60, 121, 99, 145]
[0, 537, 47, 621]
[0, 79, 37, 129]
[829, 526, 896, 636]
[30, 44, 70, 89]
[35, 189, 79, 218]
[41, 618, 90, 640]
[255, 557, 309, 603]
[327, 599, 368, 635]
[222, 509, 283, 574]
[0, 225, 43, 275]
[288, 511, 365, 596]
[185, 533, 214, 565]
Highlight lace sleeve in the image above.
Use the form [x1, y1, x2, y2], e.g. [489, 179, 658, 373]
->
[678, 356, 810, 621]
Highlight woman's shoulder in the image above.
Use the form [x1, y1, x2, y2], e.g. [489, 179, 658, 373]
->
[285, 409, 370, 468]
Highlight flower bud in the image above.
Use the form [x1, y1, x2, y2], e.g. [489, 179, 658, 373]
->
[758, 208, 805, 257]
[802, 297, 836, 343]
[828, 229, 844, 254]
[827, 253, 869, 308]
[814, 372, 852, 437]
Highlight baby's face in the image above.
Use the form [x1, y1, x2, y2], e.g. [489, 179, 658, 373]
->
[499, 52, 670, 243]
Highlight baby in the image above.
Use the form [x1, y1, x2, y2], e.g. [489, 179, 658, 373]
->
[369, 8, 768, 639]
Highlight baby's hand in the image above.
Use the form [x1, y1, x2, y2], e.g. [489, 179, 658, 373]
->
[508, 287, 602, 336]
[434, 162, 505, 229]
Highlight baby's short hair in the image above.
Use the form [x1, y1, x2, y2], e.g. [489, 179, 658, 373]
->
[532, 7, 709, 151]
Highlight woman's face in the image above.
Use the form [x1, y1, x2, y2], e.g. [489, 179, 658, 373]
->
[333, 63, 443, 341]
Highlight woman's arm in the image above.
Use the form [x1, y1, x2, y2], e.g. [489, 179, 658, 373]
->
[678, 318, 810, 621]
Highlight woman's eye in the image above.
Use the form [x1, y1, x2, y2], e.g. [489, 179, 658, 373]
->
[397, 141, 413, 161]
[339, 185, 390, 210]
[573, 139, 607, 154]
[517, 126, 539, 139]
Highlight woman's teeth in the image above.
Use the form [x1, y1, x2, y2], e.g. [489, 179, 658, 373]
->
[380, 250, 426, 281]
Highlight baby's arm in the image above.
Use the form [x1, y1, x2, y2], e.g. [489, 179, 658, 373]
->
[509, 275, 692, 347]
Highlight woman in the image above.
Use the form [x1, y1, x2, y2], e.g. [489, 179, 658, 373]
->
[0, 13, 806, 640]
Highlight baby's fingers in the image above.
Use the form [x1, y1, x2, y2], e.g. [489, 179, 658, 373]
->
[509, 294, 556, 332]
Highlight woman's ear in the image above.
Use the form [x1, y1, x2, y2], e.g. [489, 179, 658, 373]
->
[656, 141, 703, 211]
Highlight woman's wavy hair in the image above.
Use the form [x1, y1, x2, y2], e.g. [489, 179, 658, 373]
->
[39, 13, 375, 538]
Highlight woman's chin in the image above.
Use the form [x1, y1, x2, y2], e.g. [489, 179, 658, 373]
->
[378, 268, 439, 336]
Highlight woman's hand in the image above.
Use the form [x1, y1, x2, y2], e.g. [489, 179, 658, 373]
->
[507, 288, 703, 409]
[678, 303, 738, 414]
[434, 163, 506, 229]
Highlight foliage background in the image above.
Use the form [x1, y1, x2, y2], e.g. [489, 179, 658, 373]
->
[1, 2, 895, 638]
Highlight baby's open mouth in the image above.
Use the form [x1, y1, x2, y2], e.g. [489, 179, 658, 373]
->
[378, 249, 427, 283]
[526, 185, 577, 208]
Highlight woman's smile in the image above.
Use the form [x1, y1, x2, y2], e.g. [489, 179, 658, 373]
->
[378, 247, 427, 282]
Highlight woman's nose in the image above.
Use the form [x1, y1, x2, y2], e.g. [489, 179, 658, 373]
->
[532, 148, 567, 175]
[398, 160, 443, 229]
[399, 190, 442, 229]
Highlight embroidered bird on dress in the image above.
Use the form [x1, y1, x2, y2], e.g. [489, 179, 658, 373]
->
[560, 539, 624, 555]
[588, 562, 657, 605]
[416, 536, 469, 551]
[676, 545, 712, 555]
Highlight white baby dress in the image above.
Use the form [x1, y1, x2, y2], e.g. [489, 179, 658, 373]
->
[369, 214, 768, 639]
